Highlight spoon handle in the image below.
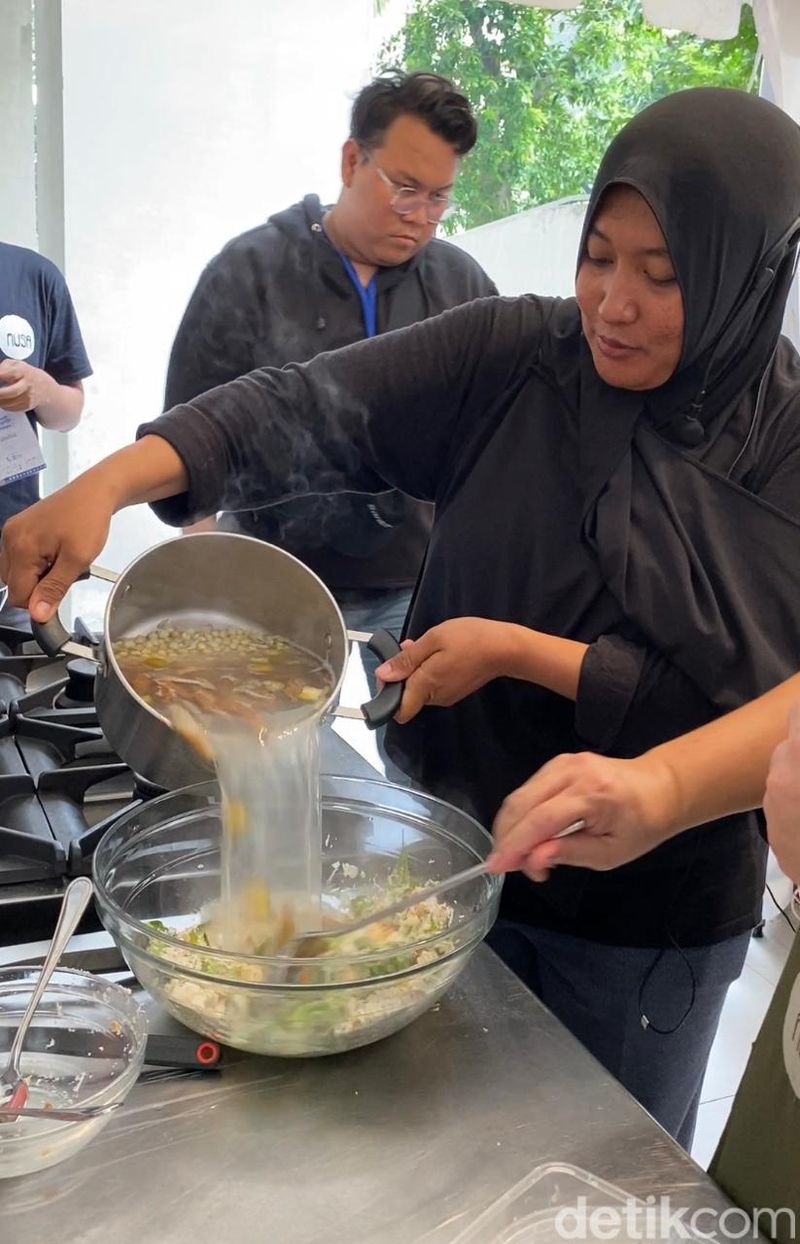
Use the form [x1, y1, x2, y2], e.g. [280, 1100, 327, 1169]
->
[349, 817, 587, 934]
[315, 862, 490, 943]
[294, 818, 587, 946]
[6, 878, 94, 1071]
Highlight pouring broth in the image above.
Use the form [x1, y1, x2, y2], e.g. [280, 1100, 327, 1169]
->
[115, 625, 335, 952]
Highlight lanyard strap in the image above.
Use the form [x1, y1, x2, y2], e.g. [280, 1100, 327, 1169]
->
[338, 253, 378, 338]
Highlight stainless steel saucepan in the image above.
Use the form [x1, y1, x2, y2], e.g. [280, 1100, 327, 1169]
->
[31, 533, 404, 790]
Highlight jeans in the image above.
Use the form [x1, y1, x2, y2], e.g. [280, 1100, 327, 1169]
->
[487, 920, 751, 1150]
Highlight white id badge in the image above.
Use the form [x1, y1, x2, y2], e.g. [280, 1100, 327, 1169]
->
[0, 411, 45, 487]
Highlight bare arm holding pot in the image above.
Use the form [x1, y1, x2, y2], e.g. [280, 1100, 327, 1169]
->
[0, 437, 189, 620]
[0, 296, 537, 621]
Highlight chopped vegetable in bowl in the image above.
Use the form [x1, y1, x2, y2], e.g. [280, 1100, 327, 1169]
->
[93, 776, 502, 1058]
[141, 855, 457, 1053]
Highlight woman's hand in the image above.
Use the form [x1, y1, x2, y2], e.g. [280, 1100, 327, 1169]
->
[375, 618, 515, 724]
[489, 751, 682, 881]
[0, 436, 188, 621]
[763, 705, 800, 883]
[0, 475, 116, 621]
[376, 619, 589, 725]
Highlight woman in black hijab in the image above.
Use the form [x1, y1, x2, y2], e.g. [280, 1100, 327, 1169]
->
[3, 88, 800, 1148]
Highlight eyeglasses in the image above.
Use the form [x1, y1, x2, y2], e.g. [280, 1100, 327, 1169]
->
[367, 155, 456, 225]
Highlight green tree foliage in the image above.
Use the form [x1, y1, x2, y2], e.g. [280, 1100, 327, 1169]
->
[379, 0, 758, 231]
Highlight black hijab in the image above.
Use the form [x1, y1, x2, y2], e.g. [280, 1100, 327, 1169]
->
[547, 87, 800, 710]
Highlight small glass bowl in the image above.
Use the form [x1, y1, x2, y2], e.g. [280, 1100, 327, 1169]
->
[0, 967, 147, 1179]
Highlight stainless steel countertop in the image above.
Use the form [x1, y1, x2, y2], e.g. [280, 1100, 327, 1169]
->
[0, 723, 735, 1242]
[0, 945, 734, 1244]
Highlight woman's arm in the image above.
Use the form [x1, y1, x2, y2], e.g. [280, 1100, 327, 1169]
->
[0, 436, 188, 621]
[374, 618, 716, 752]
[140, 296, 535, 526]
[763, 705, 800, 881]
[0, 296, 544, 621]
[489, 670, 800, 877]
[375, 620, 587, 723]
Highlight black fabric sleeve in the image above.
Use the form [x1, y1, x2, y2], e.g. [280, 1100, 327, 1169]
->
[163, 253, 257, 409]
[577, 421, 800, 753]
[44, 268, 92, 383]
[574, 634, 647, 753]
[575, 631, 726, 758]
[138, 295, 548, 527]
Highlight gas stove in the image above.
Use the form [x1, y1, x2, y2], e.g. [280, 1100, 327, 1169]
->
[0, 617, 381, 948]
[0, 618, 156, 945]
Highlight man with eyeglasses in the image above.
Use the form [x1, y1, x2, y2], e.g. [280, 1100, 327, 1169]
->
[166, 71, 496, 654]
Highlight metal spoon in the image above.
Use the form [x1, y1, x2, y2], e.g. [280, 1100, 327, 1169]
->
[0, 1101, 121, 1123]
[0, 877, 94, 1120]
[280, 819, 586, 962]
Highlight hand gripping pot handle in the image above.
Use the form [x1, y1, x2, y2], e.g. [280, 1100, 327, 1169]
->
[33, 612, 81, 657]
[30, 566, 115, 659]
[345, 627, 403, 729]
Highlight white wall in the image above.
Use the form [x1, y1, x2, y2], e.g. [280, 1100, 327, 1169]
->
[0, 0, 36, 248]
[453, 196, 587, 298]
[757, 0, 800, 348]
[756, 0, 800, 121]
[57, 0, 382, 579]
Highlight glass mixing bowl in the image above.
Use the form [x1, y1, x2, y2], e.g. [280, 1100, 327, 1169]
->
[93, 776, 501, 1057]
[0, 968, 147, 1179]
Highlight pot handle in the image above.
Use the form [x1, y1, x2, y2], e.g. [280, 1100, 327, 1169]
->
[344, 628, 404, 729]
[32, 614, 82, 658]
[30, 564, 117, 659]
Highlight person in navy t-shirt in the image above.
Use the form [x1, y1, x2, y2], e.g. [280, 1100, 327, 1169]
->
[0, 241, 92, 529]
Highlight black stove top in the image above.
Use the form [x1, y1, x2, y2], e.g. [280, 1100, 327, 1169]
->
[0, 619, 152, 945]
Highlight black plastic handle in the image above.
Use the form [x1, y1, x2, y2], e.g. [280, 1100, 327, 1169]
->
[0, 1027, 222, 1071]
[31, 614, 73, 657]
[358, 627, 404, 729]
[30, 569, 93, 657]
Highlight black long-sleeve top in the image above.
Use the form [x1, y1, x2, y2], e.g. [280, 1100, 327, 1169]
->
[141, 295, 800, 947]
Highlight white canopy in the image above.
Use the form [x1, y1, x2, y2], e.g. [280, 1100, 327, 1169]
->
[508, 1, 751, 41]
[503, 1, 800, 119]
